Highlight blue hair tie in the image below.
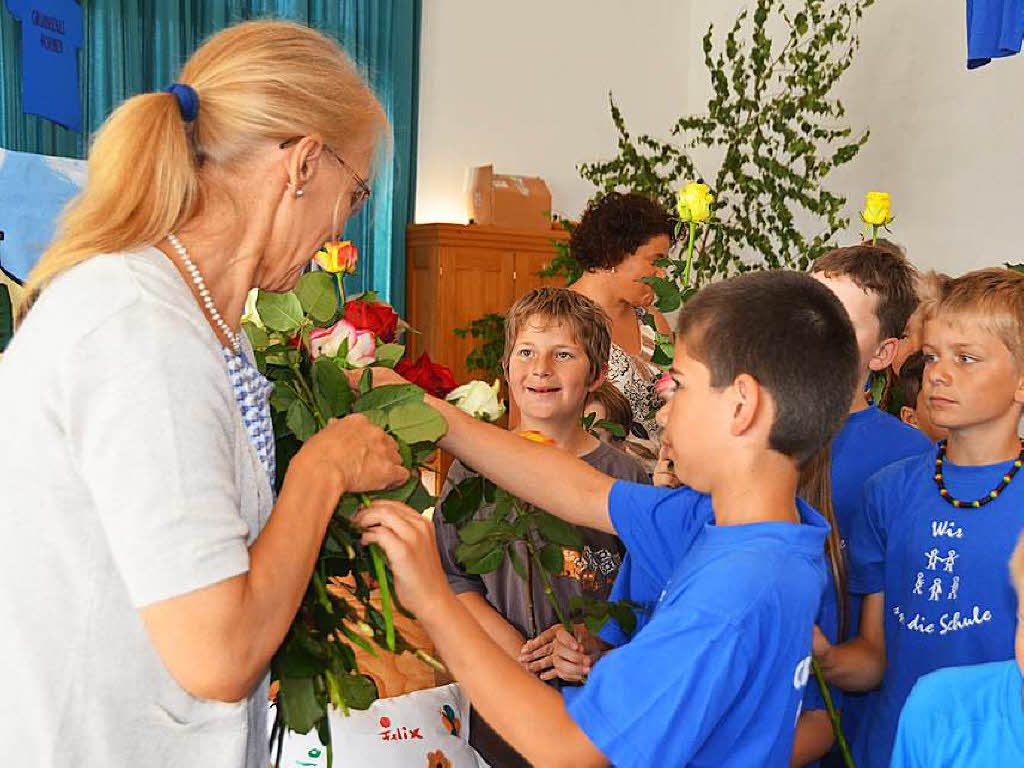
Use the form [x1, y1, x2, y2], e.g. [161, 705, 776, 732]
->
[165, 83, 199, 123]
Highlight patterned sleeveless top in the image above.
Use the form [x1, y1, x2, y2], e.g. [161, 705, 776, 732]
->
[606, 307, 663, 473]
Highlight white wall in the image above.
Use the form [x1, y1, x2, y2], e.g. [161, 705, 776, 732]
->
[415, 0, 690, 223]
[416, 1, 1024, 274]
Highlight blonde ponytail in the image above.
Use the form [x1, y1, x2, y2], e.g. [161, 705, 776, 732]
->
[19, 20, 386, 321]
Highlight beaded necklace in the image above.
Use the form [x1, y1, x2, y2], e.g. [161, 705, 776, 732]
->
[933, 439, 1024, 508]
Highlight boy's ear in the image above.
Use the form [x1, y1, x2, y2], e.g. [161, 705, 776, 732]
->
[587, 365, 608, 394]
[899, 405, 919, 429]
[729, 373, 762, 438]
[868, 336, 900, 372]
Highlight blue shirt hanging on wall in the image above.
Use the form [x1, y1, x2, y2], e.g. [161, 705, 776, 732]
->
[4, 0, 83, 130]
[967, 0, 1024, 69]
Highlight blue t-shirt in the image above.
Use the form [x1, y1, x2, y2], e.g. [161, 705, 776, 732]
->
[846, 452, 1024, 768]
[890, 660, 1024, 767]
[5, 0, 84, 130]
[966, 0, 1024, 69]
[829, 406, 931, 743]
[597, 488, 714, 646]
[566, 481, 830, 768]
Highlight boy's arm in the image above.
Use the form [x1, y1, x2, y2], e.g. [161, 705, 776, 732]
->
[359, 501, 608, 768]
[458, 592, 525, 658]
[365, 369, 617, 533]
[789, 710, 834, 768]
[813, 591, 886, 691]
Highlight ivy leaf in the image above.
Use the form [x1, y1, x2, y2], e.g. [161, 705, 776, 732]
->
[538, 543, 565, 575]
[286, 399, 317, 442]
[458, 518, 507, 546]
[278, 676, 325, 735]
[275, 641, 321, 678]
[459, 544, 505, 575]
[387, 402, 448, 445]
[295, 271, 338, 324]
[313, 359, 354, 419]
[355, 384, 424, 413]
[374, 343, 405, 368]
[608, 602, 639, 637]
[257, 291, 304, 333]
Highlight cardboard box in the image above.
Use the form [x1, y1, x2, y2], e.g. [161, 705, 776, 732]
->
[466, 165, 551, 230]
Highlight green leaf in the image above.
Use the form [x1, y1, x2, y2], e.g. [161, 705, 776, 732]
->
[295, 271, 338, 324]
[374, 343, 405, 369]
[275, 641, 321, 678]
[387, 402, 448, 445]
[270, 382, 298, 413]
[279, 676, 325, 734]
[441, 476, 486, 525]
[406, 481, 437, 514]
[359, 368, 373, 395]
[257, 291, 304, 333]
[337, 672, 378, 711]
[460, 544, 505, 575]
[594, 419, 627, 438]
[286, 399, 317, 441]
[507, 545, 527, 580]
[458, 518, 506, 546]
[361, 408, 388, 429]
[538, 543, 565, 575]
[368, 475, 419, 503]
[534, 513, 584, 550]
[242, 321, 269, 352]
[355, 384, 424, 413]
[313, 359, 354, 419]
[608, 602, 639, 637]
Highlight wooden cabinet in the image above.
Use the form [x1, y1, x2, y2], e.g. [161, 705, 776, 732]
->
[405, 223, 568, 387]
[406, 224, 569, 491]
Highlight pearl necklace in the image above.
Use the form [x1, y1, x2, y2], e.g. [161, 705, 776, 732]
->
[167, 232, 240, 353]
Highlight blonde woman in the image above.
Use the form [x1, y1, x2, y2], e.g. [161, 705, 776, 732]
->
[0, 21, 407, 767]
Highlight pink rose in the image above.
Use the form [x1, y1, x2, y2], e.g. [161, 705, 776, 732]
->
[346, 329, 377, 368]
[308, 318, 357, 360]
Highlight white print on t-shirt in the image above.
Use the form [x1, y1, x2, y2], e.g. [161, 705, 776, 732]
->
[913, 573, 925, 595]
[928, 578, 943, 601]
[931, 520, 964, 539]
[948, 576, 960, 600]
[892, 604, 993, 635]
[924, 548, 958, 572]
[793, 655, 812, 690]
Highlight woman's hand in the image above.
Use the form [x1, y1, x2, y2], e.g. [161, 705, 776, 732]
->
[293, 413, 408, 496]
[519, 624, 602, 683]
[345, 366, 410, 389]
[354, 500, 450, 618]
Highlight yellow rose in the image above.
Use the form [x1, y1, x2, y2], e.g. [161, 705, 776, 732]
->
[861, 192, 893, 227]
[314, 240, 358, 274]
[517, 429, 556, 445]
[676, 182, 713, 224]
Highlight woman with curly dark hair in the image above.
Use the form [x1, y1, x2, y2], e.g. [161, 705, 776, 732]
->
[570, 192, 674, 471]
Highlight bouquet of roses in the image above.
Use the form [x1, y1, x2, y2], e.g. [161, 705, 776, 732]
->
[242, 243, 461, 765]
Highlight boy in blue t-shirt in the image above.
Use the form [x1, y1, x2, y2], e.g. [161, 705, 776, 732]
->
[814, 268, 1024, 768]
[355, 270, 859, 767]
[804, 242, 932, 766]
[889, 529, 1024, 767]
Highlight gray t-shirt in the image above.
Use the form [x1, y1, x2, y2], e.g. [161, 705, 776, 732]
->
[435, 441, 649, 640]
[0, 249, 273, 767]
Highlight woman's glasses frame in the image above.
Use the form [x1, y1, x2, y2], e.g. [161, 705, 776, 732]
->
[279, 136, 371, 214]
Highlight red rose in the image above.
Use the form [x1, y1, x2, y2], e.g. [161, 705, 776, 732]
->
[344, 299, 399, 343]
[396, 352, 457, 398]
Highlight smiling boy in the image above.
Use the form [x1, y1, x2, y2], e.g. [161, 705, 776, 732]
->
[814, 268, 1024, 768]
[356, 270, 858, 767]
[433, 288, 647, 767]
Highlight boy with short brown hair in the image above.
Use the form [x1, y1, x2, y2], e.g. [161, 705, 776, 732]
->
[434, 287, 647, 766]
[815, 268, 1024, 768]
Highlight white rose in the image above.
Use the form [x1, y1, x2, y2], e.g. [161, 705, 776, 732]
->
[446, 379, 506, 422]
[308, 318, 358, 360]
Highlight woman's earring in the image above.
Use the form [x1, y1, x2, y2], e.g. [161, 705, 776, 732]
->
[287, 182, 305, 198]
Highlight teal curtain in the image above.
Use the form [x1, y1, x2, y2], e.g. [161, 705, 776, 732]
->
[0, 1, 419, 310]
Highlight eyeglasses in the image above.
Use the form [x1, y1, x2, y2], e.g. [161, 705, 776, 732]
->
[279, 136, 371, 214]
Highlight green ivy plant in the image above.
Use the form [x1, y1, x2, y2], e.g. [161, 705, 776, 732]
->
[453, 312, 506, 381]
[578, 0, 875, 283]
